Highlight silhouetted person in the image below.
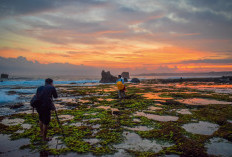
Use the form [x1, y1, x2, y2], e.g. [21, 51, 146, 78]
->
[36, 78, 57, 141]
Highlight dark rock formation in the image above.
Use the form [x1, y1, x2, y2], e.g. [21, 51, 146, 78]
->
[7, 91, 17, 95]
[124, 78, 128, 82]
[121, 72, 130, 79]
[10, 103, 24, 109]
[100, 70, 117, 83]
[130, 78, 140, 83]
[1, 73, 9, 79]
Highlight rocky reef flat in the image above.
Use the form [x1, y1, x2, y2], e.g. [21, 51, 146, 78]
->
[0, 81, 232, 156]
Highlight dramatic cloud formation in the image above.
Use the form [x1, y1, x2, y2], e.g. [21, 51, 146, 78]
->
[0, 0, 231, 74]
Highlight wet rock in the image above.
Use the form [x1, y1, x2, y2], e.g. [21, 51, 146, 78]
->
[10, 103, 24, 109]
[121, 72, 130, 79]
[1, 73, 9, 79]
[7, 91, 17, 95]
[100, 70, 117, 83]
[130, 78, 140, 83]
[124, 78, 128, 82]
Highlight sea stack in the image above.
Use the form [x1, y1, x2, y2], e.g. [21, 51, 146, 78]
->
[121, 72, 130, 79]
[100, 70, 117, 83]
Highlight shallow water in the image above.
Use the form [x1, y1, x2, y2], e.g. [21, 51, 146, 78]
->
[70, 122, 82, 127]
[206, 137, 232, 157]
[124, 125, 153, 131]
[103, 149, 132, 157]
[48, 136, 66, 149]
[177, 98, 231, 106]
[176, 109, 192, 115]
[182, 121, 219, 135]
[133, 118, 141, 122]
[59, 115, 74, 121]
[0, 134, 34, 156]
[142, 93, 173, 100]
[96, 106, 119, 113]
[134, 112, 178, 122]
[83, 138, 100, 145]
[1, 118, 25, 126]
[114, 131, 173, 152]
[148, 106, 163, 111]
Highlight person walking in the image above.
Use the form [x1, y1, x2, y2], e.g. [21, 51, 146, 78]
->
[116, 75, 125, 99]
[36, 78, 58, 141]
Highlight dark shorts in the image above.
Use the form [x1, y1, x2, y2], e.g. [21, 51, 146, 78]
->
[36, 108, 51, 125]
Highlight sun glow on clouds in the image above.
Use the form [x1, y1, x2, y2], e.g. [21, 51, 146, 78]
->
[0, 0, 231, 73]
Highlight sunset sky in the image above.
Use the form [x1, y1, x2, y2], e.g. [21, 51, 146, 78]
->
[0, 0, 232, 74]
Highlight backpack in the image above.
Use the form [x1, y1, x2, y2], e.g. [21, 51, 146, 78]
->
[30, 87, 44, 108]
[30, 94, 42, 108]
[117, 81, 124, 90]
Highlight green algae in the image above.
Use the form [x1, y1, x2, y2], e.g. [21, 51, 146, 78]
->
[1, 83, 232, 156]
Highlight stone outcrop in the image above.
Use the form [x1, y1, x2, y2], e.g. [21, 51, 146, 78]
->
[100, 70, 117, 83]
[121, 72, 130, 79]
[130, 78, 140, 83]
[1, 73, 9, 79]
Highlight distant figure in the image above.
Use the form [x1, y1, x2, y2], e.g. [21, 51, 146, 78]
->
[116, 75, 125, 99]
[36, 78, 58, 141]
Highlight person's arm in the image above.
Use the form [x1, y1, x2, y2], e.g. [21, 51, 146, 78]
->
[52, 87, 58, 98]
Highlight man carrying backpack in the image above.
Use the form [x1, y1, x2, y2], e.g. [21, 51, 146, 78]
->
[116, 75, 125, 99]
[35, 78, 58, 141]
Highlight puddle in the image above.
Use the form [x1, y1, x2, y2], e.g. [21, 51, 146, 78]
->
[1, 118, 25, 126]
[103, 149, 131, 157]
[176, 109, 192, 115]
[177, 98, 231, 106]
[177, 84, 232, 94]
[79, 99, 90, 103]
[48, 136, 66, 149]
[142, 93, 173, 100]
[0, 134, 34, 156]
[206, 137, 232, 157]
[134, 112, 178, 122]
[227, 120, 232, 123]
[148, 106, 163, 111]
[56, 97, 76, 103]
[155, 103, 164, 106]
[91, 124, 101, 129]
[106, 98, 114, 101]
[83, 138, 100, 145]
[21, 123, 32, 129]
[70, 122, 82, 127]
[182, 121, 219, 135]
[96, 106, 119, 112]
[133, 118, 141, 122]
[83, 118, 101, 122]
[114, 132, 173, 152]
[84, 112, 98, 116]
[124, 126, 153, 131]
[59, 115, 74, 121]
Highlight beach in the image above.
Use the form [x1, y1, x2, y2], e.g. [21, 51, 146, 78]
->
[0, 77, 232, 156]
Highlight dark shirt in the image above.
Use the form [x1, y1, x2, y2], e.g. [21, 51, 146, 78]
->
[36, 84, 58, 110]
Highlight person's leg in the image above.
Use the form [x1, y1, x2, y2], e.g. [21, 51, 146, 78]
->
[42, 124, 48, 141]
[118, 90, 122, 99]
[39, 120, 43, 136]
[122, 90, 125, 99]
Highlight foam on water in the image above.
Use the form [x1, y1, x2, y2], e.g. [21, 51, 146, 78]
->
[0, 89, 18, 103]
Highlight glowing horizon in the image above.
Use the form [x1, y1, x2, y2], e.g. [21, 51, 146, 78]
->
[0, 0, 231, 73]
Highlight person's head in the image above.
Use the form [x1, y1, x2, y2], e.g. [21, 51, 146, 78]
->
[118, 75, 121, 79]
[45, 78, 53, 85]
